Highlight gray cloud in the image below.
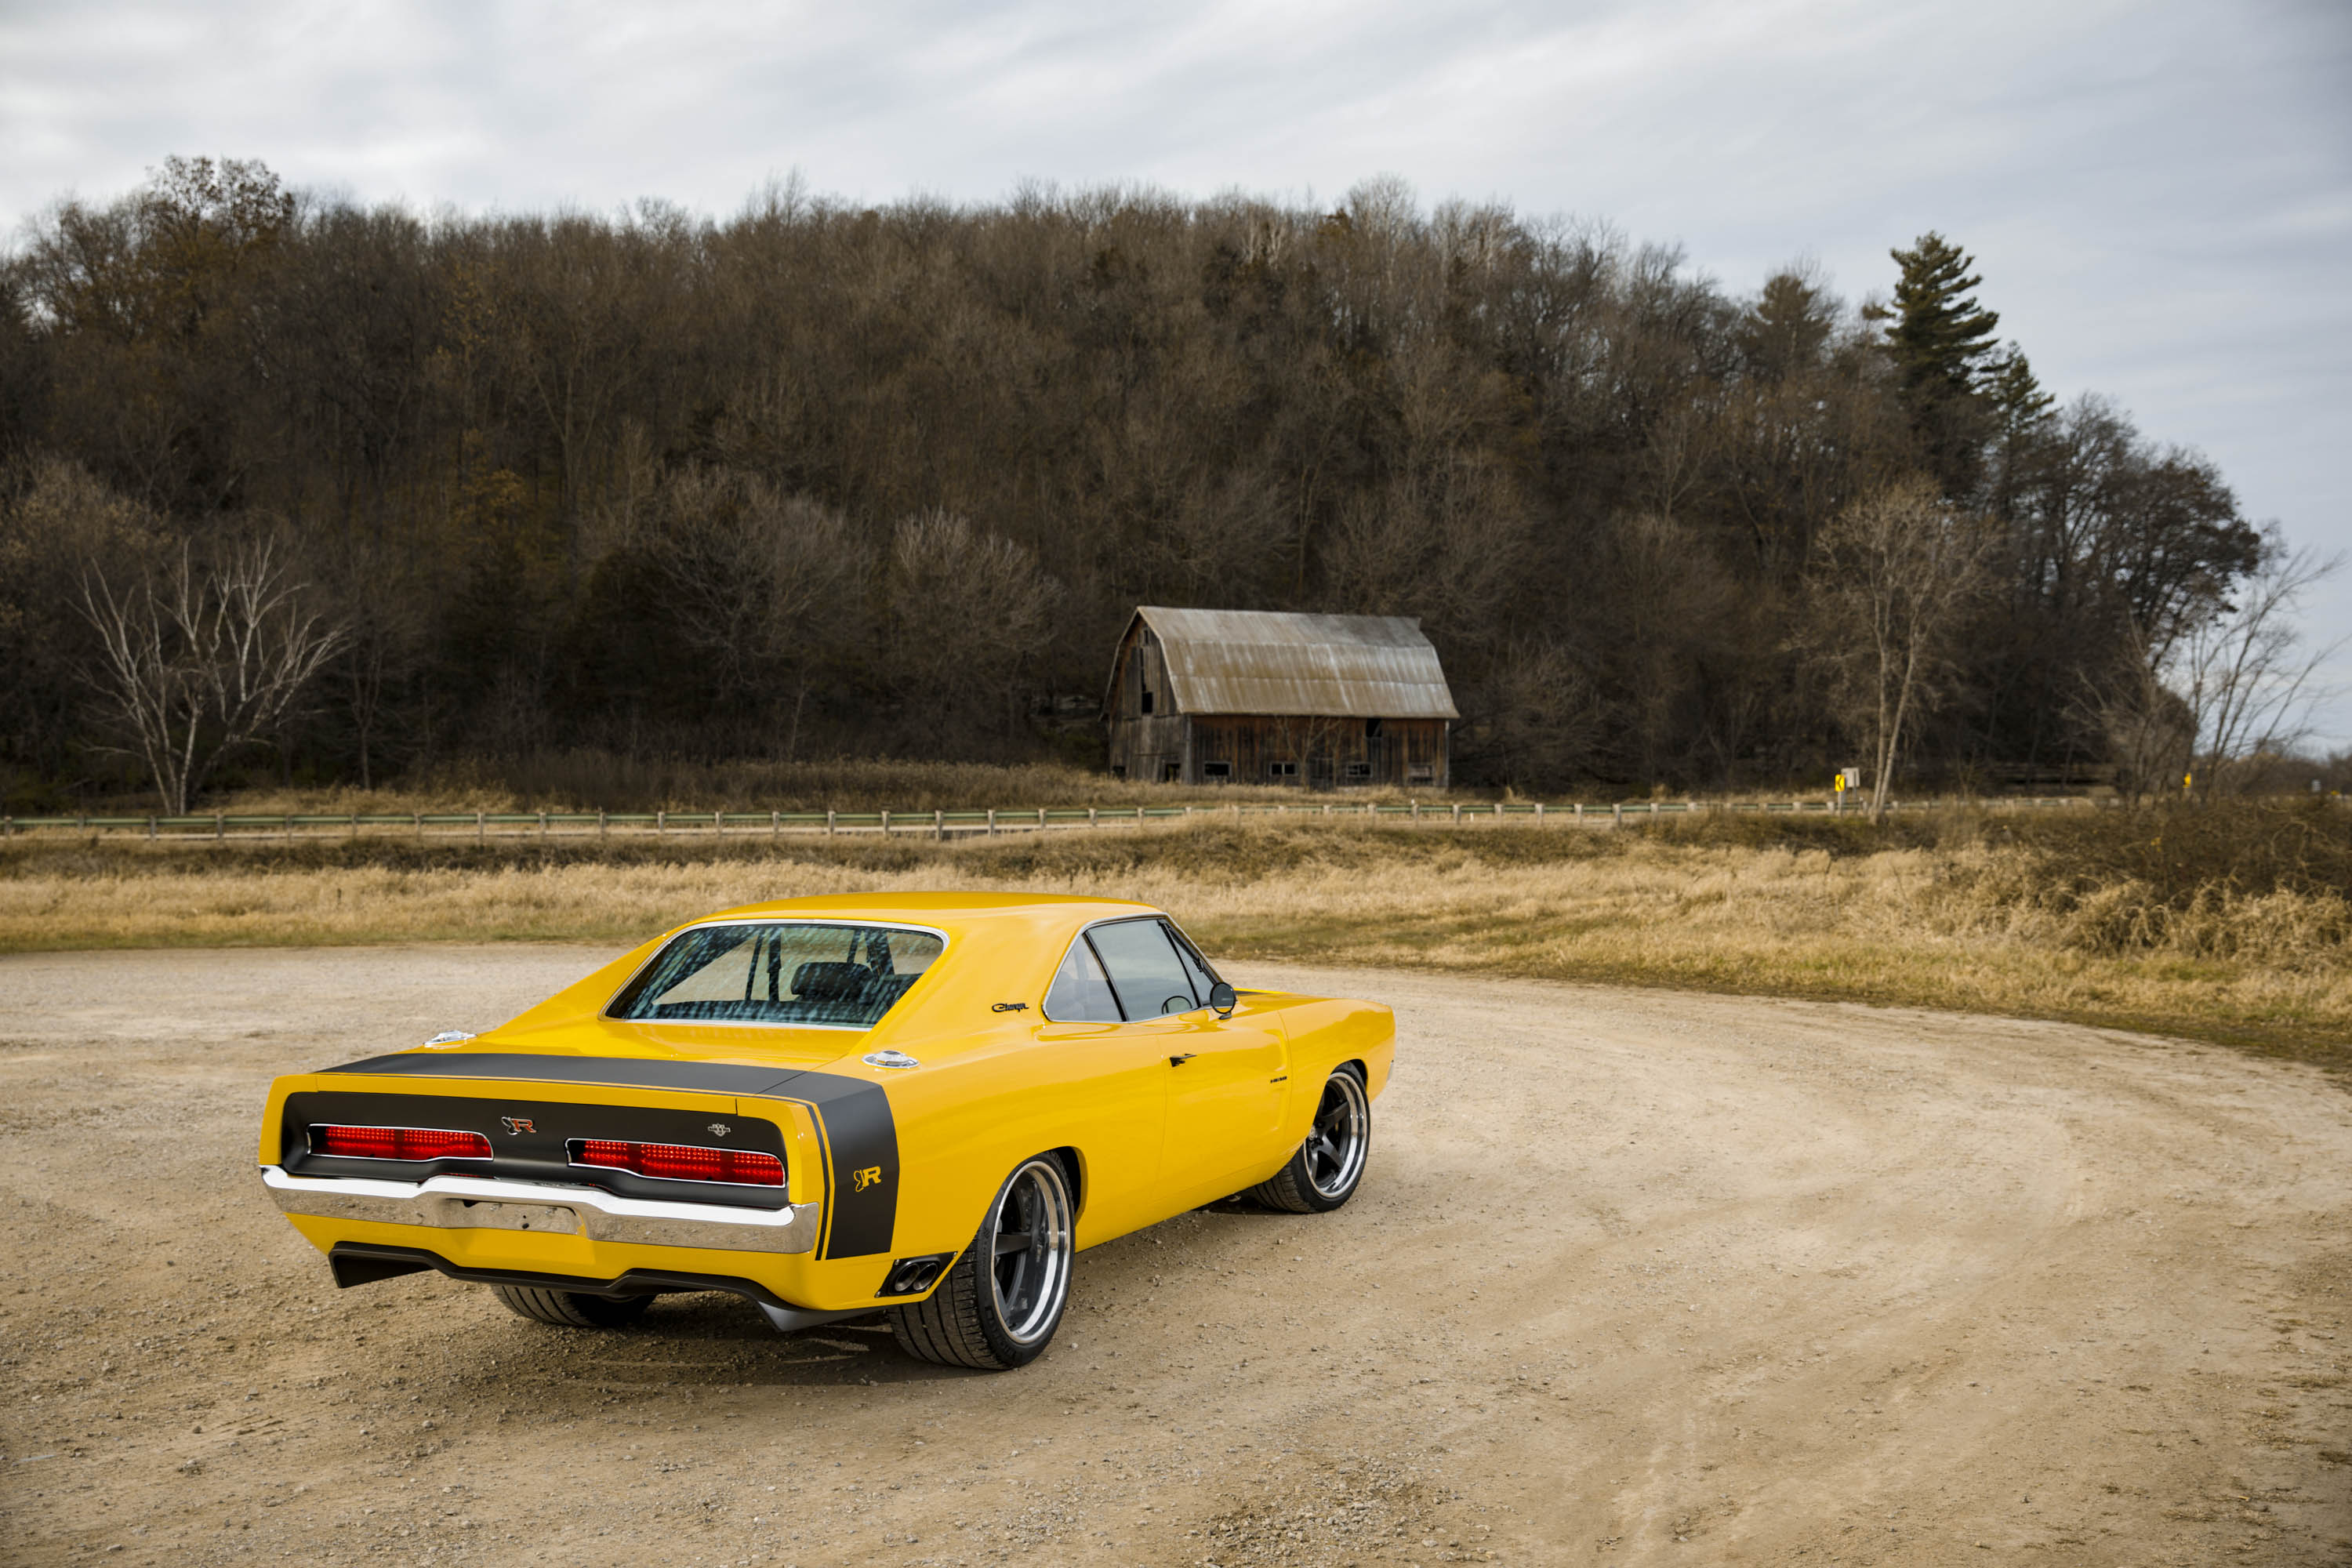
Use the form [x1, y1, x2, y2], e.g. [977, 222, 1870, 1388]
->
[5, 0, 2347, 739]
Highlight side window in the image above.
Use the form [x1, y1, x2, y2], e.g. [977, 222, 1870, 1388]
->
[1163, 920, 1219, 1000]
[1044, 937, 1123, 1023]
[1087, 919, 1200, 1018]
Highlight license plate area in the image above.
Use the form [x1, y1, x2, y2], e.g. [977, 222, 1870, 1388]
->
[445, 1200, 579, 1234]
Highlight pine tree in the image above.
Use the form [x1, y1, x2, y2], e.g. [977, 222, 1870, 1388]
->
[1885, 232, 2002, 400]
[1985, 343, 2054, 437]
[1877, 232, 2005, 497]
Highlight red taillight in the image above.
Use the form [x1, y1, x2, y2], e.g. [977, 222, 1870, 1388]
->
[571, 1138, 784, 1187]
[312, 1124, 492, 1161]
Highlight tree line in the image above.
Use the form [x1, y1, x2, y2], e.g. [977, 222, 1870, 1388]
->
[0, 158, 2325, 811]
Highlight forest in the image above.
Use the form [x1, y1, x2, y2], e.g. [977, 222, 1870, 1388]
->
[0, 157, 2321, 812]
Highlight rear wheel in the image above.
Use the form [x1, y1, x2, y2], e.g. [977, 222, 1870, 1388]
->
[888, 1155, 1076, 1370]
[1250, 1065, 1370, 1214]
[489, 1284, 653, 1328]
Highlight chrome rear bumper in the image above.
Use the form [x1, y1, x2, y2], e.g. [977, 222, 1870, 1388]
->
[260, 1166, 818, 1254]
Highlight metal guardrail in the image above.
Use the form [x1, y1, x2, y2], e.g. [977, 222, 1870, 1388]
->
[0, 796, 2096, 842]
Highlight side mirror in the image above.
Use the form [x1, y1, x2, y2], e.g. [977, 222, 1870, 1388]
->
[1208, 981, 1237, 1019]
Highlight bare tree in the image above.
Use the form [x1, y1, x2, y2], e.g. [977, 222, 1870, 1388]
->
[2168, 531, 2343, 797]
[2079, 627, 2195, 802]
[642, 465, 870, 760]
[885, 510, 1062, 752]
[78, 536, 350, 812]
[1804, 480, 1996, 819]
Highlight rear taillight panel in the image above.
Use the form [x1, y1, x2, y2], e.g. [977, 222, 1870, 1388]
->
[570, 1138, 784, 1188]
[311, 1124, 492, 1162]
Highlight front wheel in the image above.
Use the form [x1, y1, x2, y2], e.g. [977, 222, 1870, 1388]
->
[887, 1154, 1076, 1370]
[1250, 1065, 1370, 1213]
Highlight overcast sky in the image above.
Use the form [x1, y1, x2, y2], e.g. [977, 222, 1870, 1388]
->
[5, 0, 2348, 745]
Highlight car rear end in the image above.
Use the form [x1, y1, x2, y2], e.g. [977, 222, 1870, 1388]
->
[257, 1061, 859, 1319]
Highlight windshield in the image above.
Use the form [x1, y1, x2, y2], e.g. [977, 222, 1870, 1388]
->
[608, 922, 944, 1029]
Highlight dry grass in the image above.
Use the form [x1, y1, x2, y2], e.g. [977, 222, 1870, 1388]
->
[211, 753, 1451, 816]
[5, 807, 2346, 1073]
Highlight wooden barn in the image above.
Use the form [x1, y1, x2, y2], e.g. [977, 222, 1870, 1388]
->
[1102, 607, 1456, 788]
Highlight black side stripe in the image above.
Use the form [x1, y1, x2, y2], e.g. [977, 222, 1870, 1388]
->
[322, 1052, 898, 1259]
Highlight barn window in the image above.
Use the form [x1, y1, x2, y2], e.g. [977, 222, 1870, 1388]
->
[1202, 760, 1232, 779]
[1269, 760, 1298, 779]
[1141, 688, 1154, 714]
[1407, 764, 1435, 785]
[1344, 761, 1373, 781]
[1364, 717, 1384, 739]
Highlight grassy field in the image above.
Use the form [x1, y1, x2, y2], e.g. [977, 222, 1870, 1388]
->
[175, 754, 1448, 816]
[5, 803, 2346, 1075]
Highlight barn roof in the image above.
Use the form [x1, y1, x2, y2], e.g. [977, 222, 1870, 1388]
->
[1113, 607, 1459, 719]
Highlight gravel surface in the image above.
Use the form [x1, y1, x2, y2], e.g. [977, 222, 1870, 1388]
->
[2, 946, 2347, 1566]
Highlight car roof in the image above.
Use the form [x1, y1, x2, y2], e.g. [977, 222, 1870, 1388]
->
[688, 891, 1163, 935]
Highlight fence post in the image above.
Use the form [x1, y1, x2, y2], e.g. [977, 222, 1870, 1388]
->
[1612, 803, 1622, 829]
[1535, 801, 1544, 827]
[147, 815, 156, 840]
[1039, 807, 1047, 829]
[827, 809, 837, 836]
[539, 811, 548, 838]
[771, 809, 779, 837]
[656, 810, 664, 837]
[477, 810, 486, 843]
[1411, 800, 1420, 824]
[1573, 802, 1584, 826]
[598, 809, 607, 840]
[415, 811, 422, 838]
[1451, 802, 1461, 827]
[988, 808, 996, 837]
[935, 808, 945, 841]
[1137, 805, 1145, 827]
[1650, 801, 1660, 819]
[881, 810, 891, 837]
[216, 812, 224, 840]
[1089, 807, 1098, 829]
[714, 809, 724, 836]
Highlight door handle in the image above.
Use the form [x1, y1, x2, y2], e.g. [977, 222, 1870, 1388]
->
[1168, 1053, 1196, 1066]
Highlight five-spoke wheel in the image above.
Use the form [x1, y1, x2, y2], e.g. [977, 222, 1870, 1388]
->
[888, 1154, 1076, 1369]
[1250, 1065, 1371, 1213]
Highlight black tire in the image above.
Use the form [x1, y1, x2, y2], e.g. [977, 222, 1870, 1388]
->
[1250, 1065, 1371, 1214]
[489, 1284, 654, 1328]
[887, 1154, 1076, 1370]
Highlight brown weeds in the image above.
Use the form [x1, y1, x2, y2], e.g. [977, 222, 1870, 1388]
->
[4, 807, 2345, 1069]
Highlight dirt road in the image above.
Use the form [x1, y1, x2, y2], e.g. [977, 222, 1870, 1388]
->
[2, 947, 2346, 1566]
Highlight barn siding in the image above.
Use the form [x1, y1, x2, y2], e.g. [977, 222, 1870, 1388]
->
[1187, 715, 1448, 789]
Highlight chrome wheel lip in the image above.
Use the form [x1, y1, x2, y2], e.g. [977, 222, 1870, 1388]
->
[989, 1159, 1074, 1347]
[1305, 1071, 1370, 1198]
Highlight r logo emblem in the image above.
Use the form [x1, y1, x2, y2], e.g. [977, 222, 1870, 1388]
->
[852, 1166, 884, 1192]
[499, 1116, 534, 1135]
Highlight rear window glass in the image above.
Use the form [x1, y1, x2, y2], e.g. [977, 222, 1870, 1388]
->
[608, 923, 942, 1029]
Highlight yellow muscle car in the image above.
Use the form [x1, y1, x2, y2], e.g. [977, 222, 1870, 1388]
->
[258, 893, 1392, 1369]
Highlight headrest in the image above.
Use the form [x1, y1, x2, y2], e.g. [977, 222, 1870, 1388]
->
[792, 961, 872, 1001]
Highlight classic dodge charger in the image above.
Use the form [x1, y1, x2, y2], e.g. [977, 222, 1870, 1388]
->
[258, 892, 1392, 1369]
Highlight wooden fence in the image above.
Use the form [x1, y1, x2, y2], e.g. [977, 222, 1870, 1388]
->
[0, 796, 2098, 843]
